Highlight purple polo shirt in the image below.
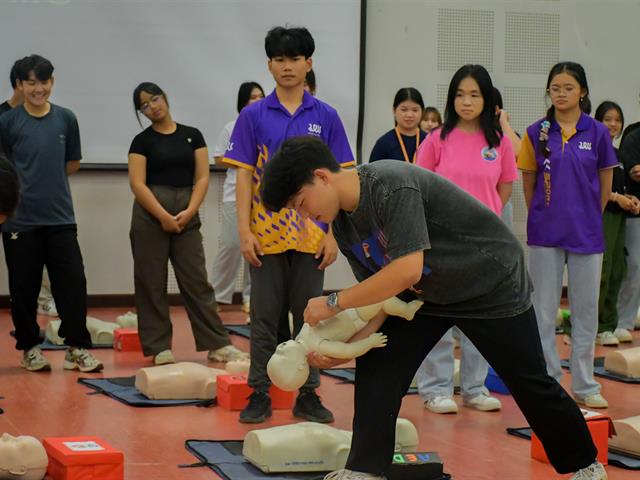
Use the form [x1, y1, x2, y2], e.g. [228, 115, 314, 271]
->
[522, 113, 617, 253]
[223, 90, 354, 255]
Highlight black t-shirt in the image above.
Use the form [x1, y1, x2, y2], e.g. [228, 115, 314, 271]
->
[369, 129, 427, 163]
[0, 101, 11, 116]
[128, 123, 206, 188]
[605, 149, 626, 214]
[620, 127, 640, 217]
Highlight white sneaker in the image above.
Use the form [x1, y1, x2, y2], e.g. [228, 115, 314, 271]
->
[563, 334, 572, 345]
[37, 299, 58, 317]
[463, 393, 502, 411]
[571, 462, 607, 480]
[207, 344, 249, 363]
[153, 349, 175, 365]
[324, 469, 385, 480]
[596, 331, 619, 346]
[21, 347, 51, 372]
[613, 328, 633, 343]
[424, 395, 458, 414]
[242, 301, 250, 314]
[576, 393, 608, 409]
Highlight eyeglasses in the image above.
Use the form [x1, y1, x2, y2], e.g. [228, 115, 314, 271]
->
[139, 95, 162, 112]
[547, 85, 578, 96]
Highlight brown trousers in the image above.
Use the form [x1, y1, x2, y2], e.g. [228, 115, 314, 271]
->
[129, 185, 230, 356]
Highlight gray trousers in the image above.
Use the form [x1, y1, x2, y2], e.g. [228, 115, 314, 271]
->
[416, 327, 489, 401]
[617, 217, 640, 330]
[130, 185, 231, 356]
[211, 201, 251, 305]
[248, 250, 323, 392]
[529, 246, 602, 398]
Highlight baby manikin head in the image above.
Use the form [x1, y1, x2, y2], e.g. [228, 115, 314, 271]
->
[267, 340, 309, 391]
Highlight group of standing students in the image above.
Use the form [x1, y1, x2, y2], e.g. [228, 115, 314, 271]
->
[369, 61, 640, 413]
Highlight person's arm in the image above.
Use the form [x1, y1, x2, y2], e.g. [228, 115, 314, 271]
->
[498, 110, 522, 156]
[516, 133, 538, 210]
[66, 160, 81, 175]
[236, 166, 263, 266]
[497, 182, 513, 207]
[128, 153, 180, 233]
[214, 156, 227, 168]
[176, 147, 209, 229]
[315, 225, 338, 270]
[599, 168, 614, 212]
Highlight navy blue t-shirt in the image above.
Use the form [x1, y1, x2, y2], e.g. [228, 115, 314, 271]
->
[369, 128, 427, 163]
[0, 104, 80, 231]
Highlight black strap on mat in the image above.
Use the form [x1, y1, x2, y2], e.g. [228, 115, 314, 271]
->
[506, 427, 640, 470]
[78, 377, 215, 408]
[560, 357, 640, 384]
[224, 324, 251, 339]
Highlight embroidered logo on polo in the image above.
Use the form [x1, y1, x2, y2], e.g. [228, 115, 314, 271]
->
[481, 146, 498, 161]
[307, 123, 322, 136]
[578, 141, 592, 151]
[187, 137, 192, 144]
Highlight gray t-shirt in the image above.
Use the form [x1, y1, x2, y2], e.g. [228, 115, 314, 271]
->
[332, 161, 531, 319]
[0, 103, 80, 231]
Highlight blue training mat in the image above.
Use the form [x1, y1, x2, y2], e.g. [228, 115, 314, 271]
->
[9, 330, 112, 350]
[182, 440, 452, 480]
[224, 324, 251, 339]
[506, 427, 640, 470]
[78, 377, 214, 407]
[560, 357, 640, 384]
[320, 368, 418, 395]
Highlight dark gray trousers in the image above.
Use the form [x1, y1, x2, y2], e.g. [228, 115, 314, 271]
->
[130, 185, 231, 356]
[248, 250, 323, 392]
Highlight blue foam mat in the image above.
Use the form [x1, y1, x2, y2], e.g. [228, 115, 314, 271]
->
[78, 377, 214, 407]
[320, 368, 418, 395]
[183, 440, 451, 480]
[560, 357, 640, 384]
[224, 324, 251, 339]
[506, 427, 640, 470]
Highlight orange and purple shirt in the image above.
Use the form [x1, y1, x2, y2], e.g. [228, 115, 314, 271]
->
[223, 90, 354, 255]
[517, 113, 617, 253]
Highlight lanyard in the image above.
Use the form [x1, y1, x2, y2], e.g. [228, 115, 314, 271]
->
[395, 127, 420, 163]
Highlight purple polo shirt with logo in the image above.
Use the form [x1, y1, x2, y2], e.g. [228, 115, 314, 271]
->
[522, 113, 617, 253]
[223, 90, 354, 255]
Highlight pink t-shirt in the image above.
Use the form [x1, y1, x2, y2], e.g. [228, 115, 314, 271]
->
[415, 127, 518, 215]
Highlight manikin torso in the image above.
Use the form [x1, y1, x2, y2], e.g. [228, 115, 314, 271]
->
[243, 418, 419, 473]
[604, 346, 640, 378]
[0, 433, 48, 480]
[135, 362, 228, 400]
[46, 317, 118, 345]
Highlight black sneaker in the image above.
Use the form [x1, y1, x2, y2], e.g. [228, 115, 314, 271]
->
[239, 391, 272, 424]
[293, 389, 334, 423]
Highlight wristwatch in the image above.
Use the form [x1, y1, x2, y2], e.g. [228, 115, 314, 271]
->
[326, 292, 342, 312]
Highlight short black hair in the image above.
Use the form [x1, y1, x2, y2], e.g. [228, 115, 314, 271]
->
[261, 136, 340, 212]
[237, 81, 264, 113]
[9, 58, 22, 89]
[0, 155, 19, 219]
[16, 54, 54, 82]
[265, 26, 315, 59]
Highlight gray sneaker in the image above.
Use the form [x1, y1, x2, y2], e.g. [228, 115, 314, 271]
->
[571, 462, 607, 480]
[208, 345, 249, 363]
[64, 348, 104, 373]
[323, 470, 385, 480]
[21, 347, 51, 372]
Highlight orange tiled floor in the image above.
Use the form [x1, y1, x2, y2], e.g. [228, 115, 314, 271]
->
[0, 306, 638, 479]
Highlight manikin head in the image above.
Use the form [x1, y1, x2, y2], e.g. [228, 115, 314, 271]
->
[267, 340, 309, 391]
[0, 433, 48, 479]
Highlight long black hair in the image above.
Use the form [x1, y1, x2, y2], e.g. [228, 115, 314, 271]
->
[539, 62, 591, 158]
[237, 82, 264, 113]
[594, 101, 624, 138]
[132, 82, 168, 127]
[441, 64, 501, 148]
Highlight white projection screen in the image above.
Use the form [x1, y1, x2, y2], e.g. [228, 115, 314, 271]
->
[0, 0, 361, 166]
